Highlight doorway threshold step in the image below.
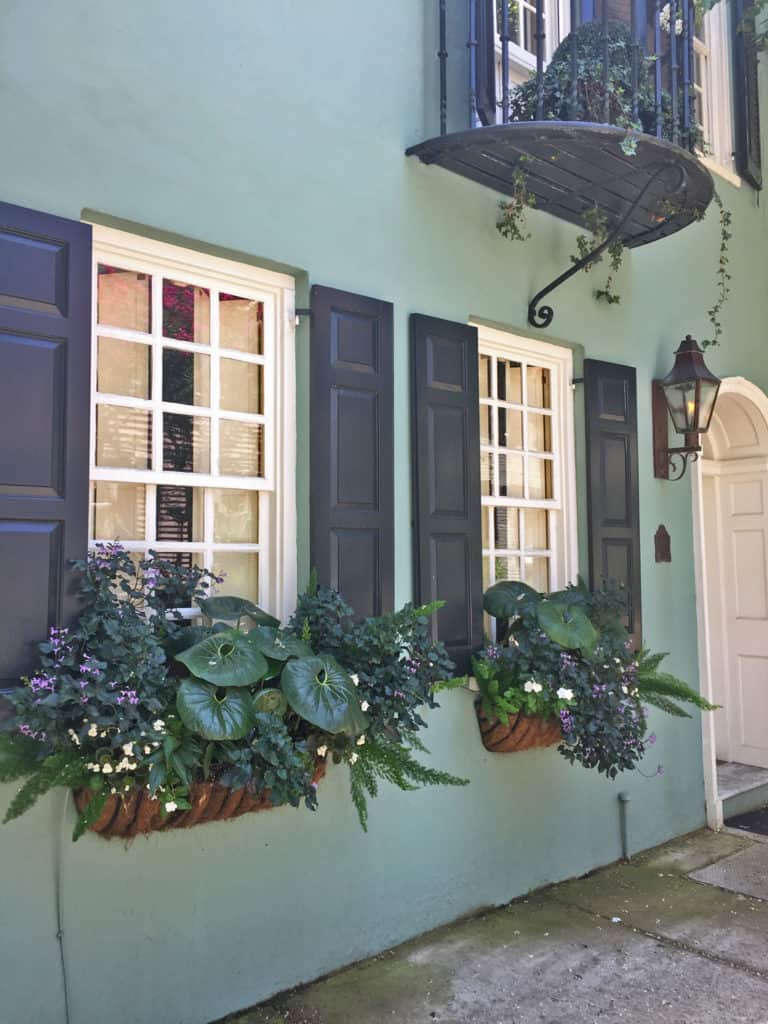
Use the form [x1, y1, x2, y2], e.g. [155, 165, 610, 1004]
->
[719, 761, 768, 820]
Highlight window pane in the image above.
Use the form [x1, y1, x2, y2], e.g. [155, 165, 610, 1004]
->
[163, 414, 211, 473]
[527, 413, 552, 453]
[220, 294, 264, 354]
[497, 358, 522, 404]
[498, 408, 523, 449]
[481, 451, 494, 497]
[483, 554, 492, 591]
[220, 421, 264, 477]
[499, 453, 524, 498]
[213, 552, 259, 603]
[97, 265, 151, 332]
[152, 551, 198, 572]
[494, 508, 520, 550]
[97, 337, 150, 399]
[527, 366, 551, 408]
[528, 457, 553, 500]
[524, 555, 549, 592]
[220, 359, 263, 415]
[91, 482, 146, 540]
[156, 485, 204, 543]
[163, 279, 210, 343]
[96, 406, 151, 469]
[479, 405, 492, 446]
[524, 509, 549, 550]
[162, 349, 210, 407]
[213, 489, 260, 543]
[479, 355, 492, 399]
[494, 555, 521, 582]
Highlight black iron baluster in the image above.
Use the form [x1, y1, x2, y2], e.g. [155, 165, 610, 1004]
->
[670, 0, 679, 145]
[654, 0, 663, 137]
[688, 0, 696, 149]
[536, 0, 545, 120]
[602, 0, 610, 124]
[631, 0, 640, 123]
[439, 0, 448, 135]
[570, 0, 578, 119]
[469, 0, 479, 126]
[681, 0, 691, 148]
[505, 0, 512, 123]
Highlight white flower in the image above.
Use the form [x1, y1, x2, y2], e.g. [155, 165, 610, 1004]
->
[164, 800, 178, 813]
[356, 735, 366, 747]
[316, 745, 328, 758]
[350, 674, 359, 688]
[143, 745, 152, 755]
[622, 685, 629, 695]
[152, 719, 166, 732]
[349, 752, 359, 765]
[86, 762, 101, 772]
[101, 763, 113, 775]
[110, 787, 117, 794]
[122, 742, 134, 757]
[99, 731, 107, 739]
[556, 687, 574, 701]
[87, 724, 99, 738]
[360, 700, 370, 712]
[68, 729, 81, 746]
[524, 680, 543, 694]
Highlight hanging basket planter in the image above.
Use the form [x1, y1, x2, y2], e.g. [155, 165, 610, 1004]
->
[73, 759, 327, 839]
[476, 703, 562, 754]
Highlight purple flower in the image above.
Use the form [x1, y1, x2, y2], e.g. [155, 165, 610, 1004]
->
[485, 645, 500, 661]
[646, 732, 657, 746]
[657, 765, 665, 776]
[559, 709, 575, 732]
[144, 567, 161, 589]
[116, 688, 139, 706]
[29, 674, 55, 695]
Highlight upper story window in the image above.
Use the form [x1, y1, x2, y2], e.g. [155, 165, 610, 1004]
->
[477, 326, 576, 630]
[495, 0, 565, 82]
[90, 228, 297, 618]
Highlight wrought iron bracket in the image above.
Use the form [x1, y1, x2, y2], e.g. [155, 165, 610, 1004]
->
[665, 446, 701, 481]
[527, 162, 685, 329]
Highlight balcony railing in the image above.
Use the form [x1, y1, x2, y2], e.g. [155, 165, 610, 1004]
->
[407, 0, 715, 326]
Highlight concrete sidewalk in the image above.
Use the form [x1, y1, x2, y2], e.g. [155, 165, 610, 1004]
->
[223, 830, 768, 1024]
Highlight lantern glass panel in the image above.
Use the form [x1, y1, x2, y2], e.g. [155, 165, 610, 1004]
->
[663, 382, 697, 434]
[697, 379, 720, 434]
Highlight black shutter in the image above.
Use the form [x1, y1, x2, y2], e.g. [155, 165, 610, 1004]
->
[411, 314, 483, 672]
[0, 201, 92, 687]
[309, 285, 394, 619]
[733, 0, 762, 190]
[584, 359, 642, 647]
[476, 0, 498, 127]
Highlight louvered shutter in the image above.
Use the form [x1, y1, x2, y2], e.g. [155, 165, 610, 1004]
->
[733, 0, 762, 190]
[0, 201, 92, 686]
[411, 314, 483, 672]
[584, 359, 642, 647]
[309, 285, 394, 618]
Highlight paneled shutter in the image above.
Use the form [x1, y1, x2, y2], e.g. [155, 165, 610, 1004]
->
[584, 359, 642, 647]
[309, 285, 394, 619]
[475, 0, 498, 127]
[0, 201, 92, 687]
[733, 0, 762, 190]
[411, 314, 483, 672]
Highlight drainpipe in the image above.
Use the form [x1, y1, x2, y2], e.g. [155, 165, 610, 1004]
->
[618, 791, 631, 861]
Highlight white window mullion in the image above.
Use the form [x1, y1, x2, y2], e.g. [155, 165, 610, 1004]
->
[151, 273, 163, 475]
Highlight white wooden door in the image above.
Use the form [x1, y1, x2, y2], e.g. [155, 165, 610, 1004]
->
[719, 469, 768, 768]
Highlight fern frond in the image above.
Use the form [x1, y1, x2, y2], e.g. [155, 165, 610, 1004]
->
[637, 671, 718, 711]
[0, 735, 40, 784]
[638, 692, 692, 718]
[72, 786, 110, 842]
[636, 650, 668, 674]
[431, 675, 469, 694]
[3, 750, 87, 824]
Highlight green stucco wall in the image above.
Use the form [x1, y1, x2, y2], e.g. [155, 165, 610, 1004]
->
[1, 3, 767, 1022]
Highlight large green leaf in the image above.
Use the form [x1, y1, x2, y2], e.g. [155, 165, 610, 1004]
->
[536, 600, 598, 655]
[175, 630, 269, 687]
[247, 626, 314, 661]
[281, 656, 369, 735]
[176, 678, 255, 740]
[197, 595, 279, 627]
[483, 580, 541, 619]
[253, 687, 288, 716]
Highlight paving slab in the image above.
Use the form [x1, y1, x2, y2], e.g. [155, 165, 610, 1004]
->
[691, 842, 768, 901]
[221, 830, 768, 1024]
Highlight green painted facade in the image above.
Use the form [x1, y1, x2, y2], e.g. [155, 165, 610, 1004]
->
[0, 3, 766, 1022]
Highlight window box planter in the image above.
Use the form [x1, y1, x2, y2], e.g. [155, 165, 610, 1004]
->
[475, 702, 562, 754]
[73, 758, 327, 839]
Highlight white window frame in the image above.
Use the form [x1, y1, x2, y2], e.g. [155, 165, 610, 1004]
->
[697, 0, 740, 184]
[89, 225, 297, 621]
[493, 0, 570, 96]
[474, 323, 578, 603]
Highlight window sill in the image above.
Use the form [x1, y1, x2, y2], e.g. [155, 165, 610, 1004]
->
[699, 154, 742, 189]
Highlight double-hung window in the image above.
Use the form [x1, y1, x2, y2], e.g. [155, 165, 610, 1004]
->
[90, 227, 296, 618]
[477, 326, 576, 633]
[494, 0, 567, 97]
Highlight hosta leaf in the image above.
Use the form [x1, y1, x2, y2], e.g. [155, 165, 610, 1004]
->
[197, 595, 279, 627]
[247, 626, 313, 661]
[536, 600, 598, 655]
[176, 678, 255, 740]
[483, 580, 541, 619]
[281, 656, 369, 735]
[175, 630, 268, 687]
[253, 687, 288, 716]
